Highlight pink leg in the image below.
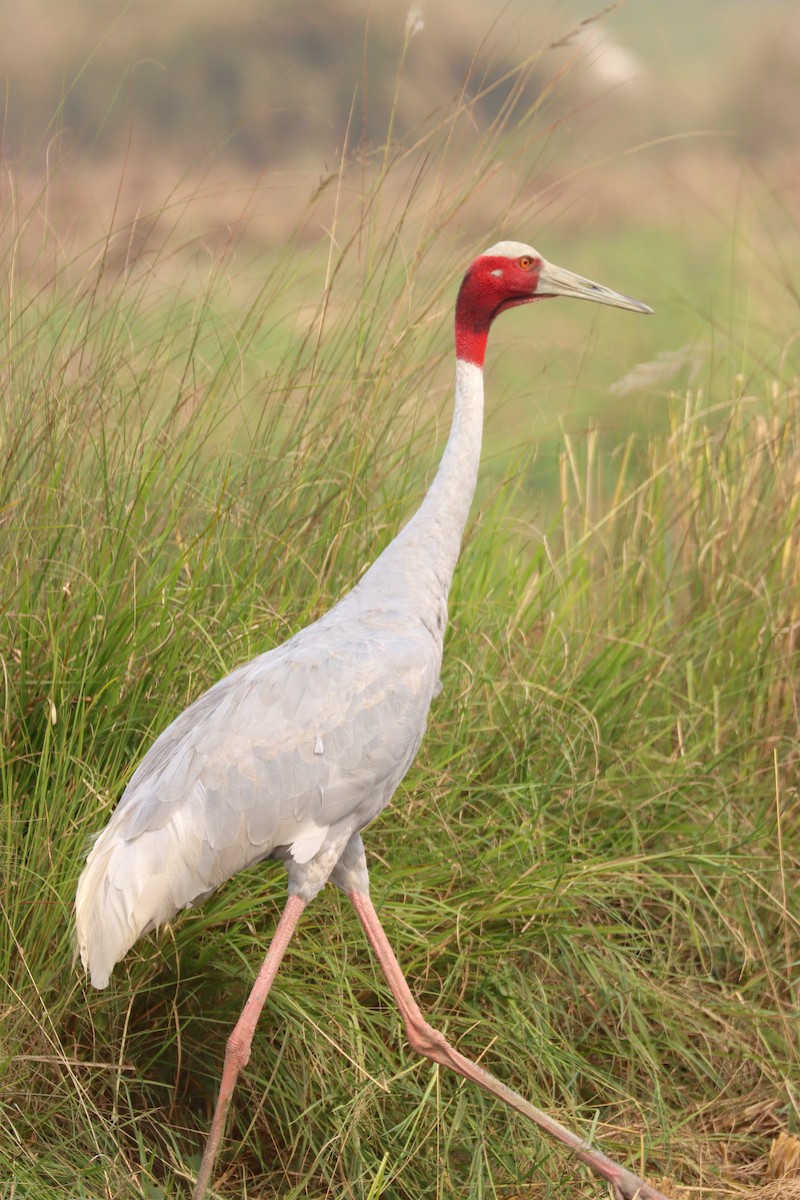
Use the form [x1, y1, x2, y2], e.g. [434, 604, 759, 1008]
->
[193, 893, 307, 1200]
[348, 889, 671, 1200]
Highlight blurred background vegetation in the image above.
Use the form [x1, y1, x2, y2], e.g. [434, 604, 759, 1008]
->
[4, 0, 800, 185]
[2, 0, 799, 453]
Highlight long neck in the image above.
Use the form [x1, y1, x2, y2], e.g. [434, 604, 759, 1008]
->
[399, 357, 485, 583]
[350, 357, 485, 627]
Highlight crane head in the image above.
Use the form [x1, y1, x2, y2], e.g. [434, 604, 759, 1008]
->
[455, 239, 652, 366]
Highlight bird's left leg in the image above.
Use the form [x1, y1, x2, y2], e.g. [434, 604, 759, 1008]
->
[348, 888, 671, 1200]
[193, 893, 307, 1200]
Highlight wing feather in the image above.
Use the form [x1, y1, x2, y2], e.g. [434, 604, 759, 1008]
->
[75, 611, 440, 986]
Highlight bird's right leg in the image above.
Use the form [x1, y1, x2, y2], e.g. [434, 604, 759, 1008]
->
[348, 888, 671, 1200]
[193, 893, 307, 1200]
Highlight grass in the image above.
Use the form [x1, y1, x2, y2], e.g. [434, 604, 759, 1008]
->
[2, 40, 800, 1200]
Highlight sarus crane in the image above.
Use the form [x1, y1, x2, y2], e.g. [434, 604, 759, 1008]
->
[76, 242, 668, 1200]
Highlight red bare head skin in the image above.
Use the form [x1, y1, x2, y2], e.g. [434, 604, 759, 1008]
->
[455, 245, 543, 368]
[455, 239, 653, 368]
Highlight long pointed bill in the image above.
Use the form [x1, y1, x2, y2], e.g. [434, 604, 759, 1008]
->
[537, 259, 653, 314]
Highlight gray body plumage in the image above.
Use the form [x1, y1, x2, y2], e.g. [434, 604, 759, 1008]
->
[76, 356, 486, 988]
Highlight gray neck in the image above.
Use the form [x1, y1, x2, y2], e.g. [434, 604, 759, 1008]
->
[349, 358, 485, 631]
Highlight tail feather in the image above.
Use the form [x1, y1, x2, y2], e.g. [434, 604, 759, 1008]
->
[75, 829, 135, 989]
[74, 802, 257, 987]
[74, 817, 207, 988]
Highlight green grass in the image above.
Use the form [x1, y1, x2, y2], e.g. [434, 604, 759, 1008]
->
[2, 60, 800, 1200]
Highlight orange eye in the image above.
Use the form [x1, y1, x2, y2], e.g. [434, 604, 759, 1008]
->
[518, 255, 534, 270]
